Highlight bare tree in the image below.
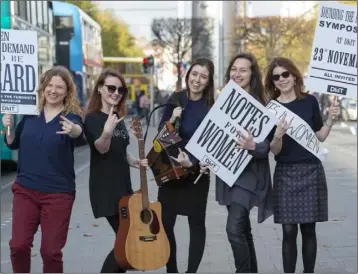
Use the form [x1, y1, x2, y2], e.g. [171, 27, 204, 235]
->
[233, 14, 317, 72]
[151, 18, 214, 90]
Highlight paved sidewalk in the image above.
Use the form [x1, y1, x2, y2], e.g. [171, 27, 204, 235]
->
[0, 125, 356, 273]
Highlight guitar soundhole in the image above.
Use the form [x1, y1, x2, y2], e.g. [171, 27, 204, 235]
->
[140, 209, 153, 224]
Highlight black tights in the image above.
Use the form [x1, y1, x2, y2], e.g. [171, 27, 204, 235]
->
[282, 223, 317, 273]
[100, 215, 126, 273]
[162, 207, 206, 273]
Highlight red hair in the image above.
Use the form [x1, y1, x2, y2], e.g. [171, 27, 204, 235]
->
[86, 68, 127, 116]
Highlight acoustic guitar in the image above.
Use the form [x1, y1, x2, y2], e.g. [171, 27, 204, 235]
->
[114, 117, 170, 271]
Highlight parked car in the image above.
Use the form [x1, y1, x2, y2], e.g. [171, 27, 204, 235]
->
[340, 98, 357, 121]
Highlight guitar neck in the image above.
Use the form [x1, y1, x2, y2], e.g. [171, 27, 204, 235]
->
[138, 139, 149, 209]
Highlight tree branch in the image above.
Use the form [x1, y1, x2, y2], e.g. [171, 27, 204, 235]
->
[151, 17, 214, 89]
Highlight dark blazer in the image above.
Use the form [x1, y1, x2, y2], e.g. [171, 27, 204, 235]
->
[216, 139, 274, 223]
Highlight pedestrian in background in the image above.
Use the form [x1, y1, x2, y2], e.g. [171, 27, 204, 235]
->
[265, 57, 340, 273]
[157, 57, 213, 273]
[84, 68, 148, 273]
[2, 66, 83, 273]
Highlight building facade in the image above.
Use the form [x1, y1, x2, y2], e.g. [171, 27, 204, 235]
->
[11, 0, 55, 74]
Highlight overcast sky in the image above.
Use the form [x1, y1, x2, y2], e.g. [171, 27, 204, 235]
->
[95, 1, 316, 40]
[95, 1, 185, 40]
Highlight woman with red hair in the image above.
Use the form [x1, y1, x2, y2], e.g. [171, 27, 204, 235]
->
[84, 68, 148, 273]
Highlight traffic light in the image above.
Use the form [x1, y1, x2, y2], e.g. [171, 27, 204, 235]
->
[142, 57, 149, 74]
[142, 55, 154, 74]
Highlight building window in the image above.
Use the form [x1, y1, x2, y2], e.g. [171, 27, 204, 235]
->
[18, 0, 27, 21]
[14, 1, 19, 16]
[48, 3, 54, 35]
[42, 1, 49, 32]
[37, 1, 43, 29]
[31, 1, 37, 27]
[26, 1, 32, 24]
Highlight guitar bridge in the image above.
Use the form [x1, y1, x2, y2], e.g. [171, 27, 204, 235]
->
[139, 235, 157, 242]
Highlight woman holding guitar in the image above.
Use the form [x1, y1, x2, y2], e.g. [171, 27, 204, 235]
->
[158, 57, 214, 273]
[84, 68, 148, 273]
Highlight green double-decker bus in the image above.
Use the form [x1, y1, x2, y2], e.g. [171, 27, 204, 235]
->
[1, 0, 55, 163]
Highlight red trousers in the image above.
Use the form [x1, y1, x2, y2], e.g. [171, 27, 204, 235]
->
[10, 183, 75, 273]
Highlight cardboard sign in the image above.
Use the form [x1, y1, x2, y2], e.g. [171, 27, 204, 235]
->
[185, 80, 277, 187]
[266, 100, 328, 162]
[1, 29, 38, 115]
[305, 2, 357, 99]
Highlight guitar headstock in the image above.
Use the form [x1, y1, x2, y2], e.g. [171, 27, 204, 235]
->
[130, 117, 143, 140]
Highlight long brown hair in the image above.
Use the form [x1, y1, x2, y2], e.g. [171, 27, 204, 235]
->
[38, 66, 81, 115]
[86, 68, 128, 116]
[184, 57, 215, 107]
[225, 52, 266, 104]
[264, 57, 306, 101]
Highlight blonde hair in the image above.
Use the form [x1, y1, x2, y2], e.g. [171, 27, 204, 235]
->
[38, 66, 82, 115]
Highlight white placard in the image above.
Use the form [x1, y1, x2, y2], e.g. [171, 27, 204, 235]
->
[1, 29, 38, 115]
[185, 80, 277, 187]
[305, 2, 357, 99]
[266, 100, 328, 162]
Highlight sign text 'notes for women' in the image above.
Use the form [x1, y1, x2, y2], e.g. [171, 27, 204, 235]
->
[185, 80, 277, 187]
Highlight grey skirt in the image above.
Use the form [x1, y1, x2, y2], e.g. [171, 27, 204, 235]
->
[273, 162, 328, 224]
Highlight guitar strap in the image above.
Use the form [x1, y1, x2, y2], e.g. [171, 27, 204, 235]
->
[171, 90, 187, 134]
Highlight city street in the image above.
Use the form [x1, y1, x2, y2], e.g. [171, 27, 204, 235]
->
[1, 123, 357, 273]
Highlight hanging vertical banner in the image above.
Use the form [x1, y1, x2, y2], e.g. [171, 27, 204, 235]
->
[1, 29, 38, 115]
[305, 1, 357, 99]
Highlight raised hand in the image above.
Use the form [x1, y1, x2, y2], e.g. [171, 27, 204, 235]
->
[328, 96, 340, 121]
[274, 113, 293, 140]
[103, 105, 122, 136]
[236, 127, 256, 151]
[56, 115, 82, 137]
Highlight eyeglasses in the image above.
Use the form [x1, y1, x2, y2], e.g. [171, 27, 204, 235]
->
[272, 71, 290, 82]
[105, 85, 128, 95]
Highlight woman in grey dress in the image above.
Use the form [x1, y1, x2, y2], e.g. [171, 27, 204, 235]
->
[264, 57, 340, 273]
[216, 53, 282, 273]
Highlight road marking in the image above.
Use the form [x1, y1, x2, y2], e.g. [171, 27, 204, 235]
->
[1, 181, 14, 191]
[75, 162, 90, 176]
